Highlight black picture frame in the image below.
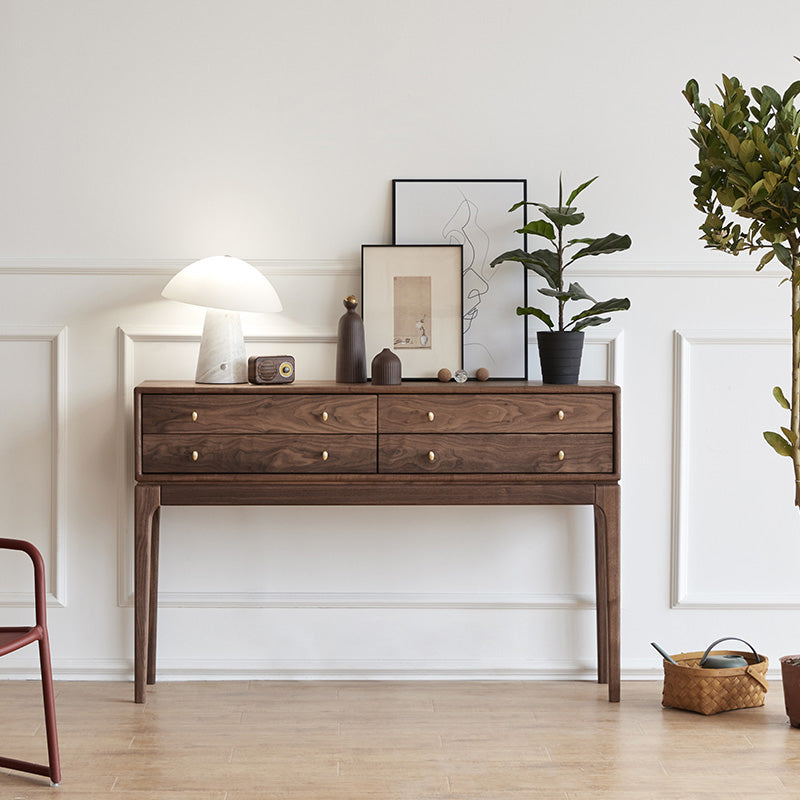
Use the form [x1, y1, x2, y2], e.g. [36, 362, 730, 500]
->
[392, 178, 528, 380]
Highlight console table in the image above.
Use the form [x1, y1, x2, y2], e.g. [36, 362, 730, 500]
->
[133, 380, 621, 703]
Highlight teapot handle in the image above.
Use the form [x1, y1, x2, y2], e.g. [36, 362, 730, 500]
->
[699, 637, 759, 665]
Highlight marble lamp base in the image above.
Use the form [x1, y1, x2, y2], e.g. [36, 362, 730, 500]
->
[195, 308, 248, 384]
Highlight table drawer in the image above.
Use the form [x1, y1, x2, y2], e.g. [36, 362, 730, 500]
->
[141, 434, 377, 473]
[378, 434, 614, 474]
[378, 394, 613, 433]
[141, 395, 377, 434]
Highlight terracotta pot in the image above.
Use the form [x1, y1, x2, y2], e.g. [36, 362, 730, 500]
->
[780, 655, 800, 728]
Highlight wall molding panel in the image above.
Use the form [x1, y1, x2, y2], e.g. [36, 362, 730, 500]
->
[0, 326, 67, 608]
[116, 325, 339, 608]
[123, 590, 597, 611]
[0, 258, 360, 277]
[0, 257, 785, 280]
[116, 325, 614, 612]
[671, 329, 797, 609]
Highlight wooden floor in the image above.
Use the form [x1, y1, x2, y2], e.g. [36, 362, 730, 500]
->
[0, 679, 798, 799]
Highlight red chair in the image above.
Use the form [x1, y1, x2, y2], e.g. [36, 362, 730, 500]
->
[0, 538, 61, 786]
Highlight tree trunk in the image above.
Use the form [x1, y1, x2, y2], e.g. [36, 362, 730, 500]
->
[793, 258, 800, 509]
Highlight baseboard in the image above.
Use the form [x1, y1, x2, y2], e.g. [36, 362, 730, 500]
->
[0, 659, 671, 682]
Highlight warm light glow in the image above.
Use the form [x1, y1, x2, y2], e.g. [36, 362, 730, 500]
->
[161, 255, 283, 313]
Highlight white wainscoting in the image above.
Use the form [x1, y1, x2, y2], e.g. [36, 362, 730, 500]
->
[671, 329, 800, 608]
[115, 325, 621, 613]
[0, 326, 67, 607]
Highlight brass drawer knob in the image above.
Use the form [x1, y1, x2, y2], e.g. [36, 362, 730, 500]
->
[427, 411, 435, 422]
[558, 410, 565, 421]
[322, 450, 329, 461]
[428, 450, 436, 462]
[191, 450, 199, 462]
[558, 450, 565, 461]
[191, 411, 198, 421]
[322, 411, 329, 422]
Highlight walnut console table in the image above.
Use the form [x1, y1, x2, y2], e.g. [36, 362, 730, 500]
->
[133, 380, 621, 703]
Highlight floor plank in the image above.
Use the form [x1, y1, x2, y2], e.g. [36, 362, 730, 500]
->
[0, 680, 797, 799]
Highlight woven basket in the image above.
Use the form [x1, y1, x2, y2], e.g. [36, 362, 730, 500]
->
[661, 637, 769, 715]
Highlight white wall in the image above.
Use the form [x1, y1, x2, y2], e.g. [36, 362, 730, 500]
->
[2, 0, 800, 683]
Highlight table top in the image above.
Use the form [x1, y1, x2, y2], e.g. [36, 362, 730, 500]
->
[136, 380, 620, 395]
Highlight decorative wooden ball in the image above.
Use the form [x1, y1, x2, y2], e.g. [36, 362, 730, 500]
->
[437, 368, 452, 382]
[476, 367, 490, 381]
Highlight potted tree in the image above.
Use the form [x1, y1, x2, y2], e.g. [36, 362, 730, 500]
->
[490, 176, 631, 383]
[683, 62, 800, 726]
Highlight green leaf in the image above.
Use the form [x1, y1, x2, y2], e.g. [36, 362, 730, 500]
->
[738, 139, 756, 164]
[761, 85, 782, 110]
[490, 248, 560, 289]
[745, 161, 762, 181]
[774, 242, 794, 268]
[782, 426, 798, 446]
[536, 204, 585, 227]
[570, 297, 631, 323]
[783, 80, 800, 106]
[565, 281, 595, 303]
[571, 233, 632, 260]
[757, 249, 775, 271]
[566, 176, 598, 207]
[515, 220, 556, 240]
[774, 386, 791, 409]
[515, 306, 554, 329]
[731, 196, 748, 213]
[538, 288, 573, 302]
[571, 315, 611, 331]
[539, 282, 596, 304]
[764, 430, 794, 457]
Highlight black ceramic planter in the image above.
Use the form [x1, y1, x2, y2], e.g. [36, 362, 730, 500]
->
[537, 330, 585, 384]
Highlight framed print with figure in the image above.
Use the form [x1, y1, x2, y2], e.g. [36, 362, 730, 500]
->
[393, 178, 528, 379]
[361, 244, 463, 380]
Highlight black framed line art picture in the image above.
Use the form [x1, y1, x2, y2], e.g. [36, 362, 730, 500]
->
[393, 179, 528, 379]
[361, 244, 463, 380]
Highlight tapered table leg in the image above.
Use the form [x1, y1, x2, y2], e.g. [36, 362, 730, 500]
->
[147, 507, 160, 684]
[594, 484, 620, 702]
[134, 484, 160, 703]
[594, 503, 609, 685]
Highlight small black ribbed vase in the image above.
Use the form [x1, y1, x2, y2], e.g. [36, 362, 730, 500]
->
[335, 296, 367, 383]
[537, 331, 584, 384]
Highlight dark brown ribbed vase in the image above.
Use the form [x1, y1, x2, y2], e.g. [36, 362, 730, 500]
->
[371, 348, 401, 385]
[335, 295, 367, 383]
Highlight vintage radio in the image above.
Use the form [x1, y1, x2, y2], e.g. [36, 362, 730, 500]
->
[247, 355, 295, 384]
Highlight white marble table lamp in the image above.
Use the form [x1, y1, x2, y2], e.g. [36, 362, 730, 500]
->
[162, 255, 283, 384]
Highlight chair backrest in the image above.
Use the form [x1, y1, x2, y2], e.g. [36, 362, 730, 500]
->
[0, 538, 48, 629]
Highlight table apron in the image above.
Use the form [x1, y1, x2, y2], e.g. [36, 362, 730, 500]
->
[158, 482, 599, 506]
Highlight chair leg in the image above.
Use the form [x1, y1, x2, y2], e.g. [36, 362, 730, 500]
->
[38, 634, 61, 786]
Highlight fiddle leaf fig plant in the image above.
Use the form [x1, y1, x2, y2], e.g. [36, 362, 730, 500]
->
[489, 176, 632, 330]
[683, 61, 800, 507]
